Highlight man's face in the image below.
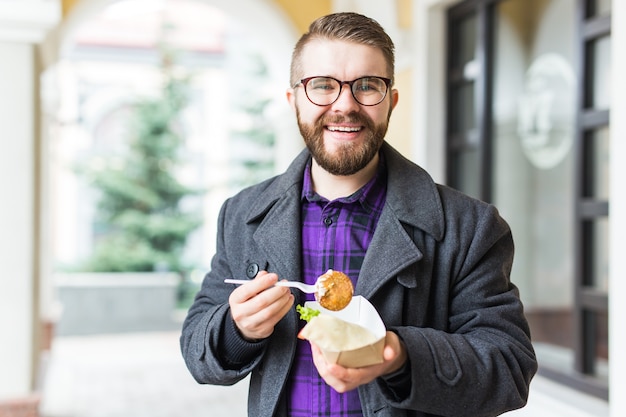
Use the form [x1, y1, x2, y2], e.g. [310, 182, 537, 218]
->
[287, 39, 398, 176]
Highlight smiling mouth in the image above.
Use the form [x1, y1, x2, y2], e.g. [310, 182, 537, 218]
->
[326, 125, 362, 133]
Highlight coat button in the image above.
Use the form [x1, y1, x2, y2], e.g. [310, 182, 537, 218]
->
[246, 263, 259, 278]
[323, 217, 333, 226]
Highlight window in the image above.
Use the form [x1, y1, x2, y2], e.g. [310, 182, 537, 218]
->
[446, 0, 610, 399]
[573, 0, 610, 396]
[446, 4, 490, 201]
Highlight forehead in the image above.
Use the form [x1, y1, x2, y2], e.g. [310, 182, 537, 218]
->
[299, 39, 388, 79]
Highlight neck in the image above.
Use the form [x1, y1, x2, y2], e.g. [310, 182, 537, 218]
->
[311, 154, 379, 200]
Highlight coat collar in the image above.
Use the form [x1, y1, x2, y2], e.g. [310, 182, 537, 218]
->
[244, 149, 309, 225]
[245, 141, 444, 240]
[381, 142, 444, 240]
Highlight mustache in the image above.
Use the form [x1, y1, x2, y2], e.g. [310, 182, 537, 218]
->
[322, 113, 369, 124]
[317, 112, 375, 130]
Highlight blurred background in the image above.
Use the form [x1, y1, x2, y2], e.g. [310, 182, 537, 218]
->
[0, 1, 624, 416]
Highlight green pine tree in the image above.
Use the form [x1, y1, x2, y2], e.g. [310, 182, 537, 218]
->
[229, 53, 276, 188]
[77, 43, 201, 274]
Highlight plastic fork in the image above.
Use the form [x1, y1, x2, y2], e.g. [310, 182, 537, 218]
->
[223, 279, 319, 294]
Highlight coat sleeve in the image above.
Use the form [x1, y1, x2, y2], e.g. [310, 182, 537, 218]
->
[179, 198, 266, 386]
[376, 202, 537, 417]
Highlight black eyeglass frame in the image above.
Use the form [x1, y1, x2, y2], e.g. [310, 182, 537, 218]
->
[294, 76, 393, 107]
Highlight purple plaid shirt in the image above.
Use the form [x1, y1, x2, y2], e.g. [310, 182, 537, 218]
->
[287, 155, 387, 417]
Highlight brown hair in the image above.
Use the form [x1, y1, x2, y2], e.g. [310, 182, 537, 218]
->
[289, 12, 395, 86]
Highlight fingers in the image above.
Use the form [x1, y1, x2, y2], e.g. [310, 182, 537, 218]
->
[310, 332, 408, 392]
[229, 271, 294, 341]
[382, 331, 407, 374]
[310, 343, 350, 392]
[311, 343, 362, 393]
[229, 271, 279, 302]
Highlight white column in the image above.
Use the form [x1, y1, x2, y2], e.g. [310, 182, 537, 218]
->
[0, 40, 37, 400]
[609, 1, 626, 416]
[0, 0, 60, 400]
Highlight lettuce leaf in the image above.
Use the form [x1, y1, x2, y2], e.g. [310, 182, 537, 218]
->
[296, 304, 320, 322]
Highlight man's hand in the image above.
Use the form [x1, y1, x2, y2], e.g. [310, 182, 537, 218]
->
[310, 330, 407, 393]
[229, 271, 294, 341]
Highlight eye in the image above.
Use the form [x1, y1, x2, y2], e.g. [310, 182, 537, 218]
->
[354, 78, 385, 94]
[309, 77, 337, 92]
[354, 79, 372, 92]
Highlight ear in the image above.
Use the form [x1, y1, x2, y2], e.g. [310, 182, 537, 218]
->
[390, 88, 399, 110]
[286, 88, 297, 111]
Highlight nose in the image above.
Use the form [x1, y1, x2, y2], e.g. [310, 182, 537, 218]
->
[331, 83, 360, 112]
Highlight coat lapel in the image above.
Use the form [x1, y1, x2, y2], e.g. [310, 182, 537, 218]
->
[244, 150, 309, 283]
[357, 143, 445, 299]
[357, 206, 423, 298]
[254, 192, 302, 282]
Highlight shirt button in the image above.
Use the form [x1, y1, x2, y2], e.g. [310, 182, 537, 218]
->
[323, 217, 333, 226]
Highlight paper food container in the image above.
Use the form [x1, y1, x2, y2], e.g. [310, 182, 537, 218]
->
[303, 296, 386, 368]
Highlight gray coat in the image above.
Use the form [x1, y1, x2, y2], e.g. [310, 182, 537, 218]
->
[181, 142, 537, 417]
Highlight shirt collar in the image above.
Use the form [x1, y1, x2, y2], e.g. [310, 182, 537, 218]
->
[301, 152, 387, 212]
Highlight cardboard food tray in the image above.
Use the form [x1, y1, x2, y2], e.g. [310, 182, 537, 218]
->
[304, 295, 386, 368]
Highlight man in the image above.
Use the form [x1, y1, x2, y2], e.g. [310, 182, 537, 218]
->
[181, 12, 537, 417]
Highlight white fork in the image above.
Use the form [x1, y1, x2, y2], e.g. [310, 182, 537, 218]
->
[224, 279, 318, 294]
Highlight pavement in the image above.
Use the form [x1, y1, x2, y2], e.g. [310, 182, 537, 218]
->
[38, 331, 609, 417]
[39, 331, 249, 417]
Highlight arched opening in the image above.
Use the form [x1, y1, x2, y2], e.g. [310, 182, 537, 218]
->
[38, 0, 298, 413]
[43, 0, 298, 270]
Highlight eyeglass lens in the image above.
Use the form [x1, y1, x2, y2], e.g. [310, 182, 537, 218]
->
[304, 77, 388, 106]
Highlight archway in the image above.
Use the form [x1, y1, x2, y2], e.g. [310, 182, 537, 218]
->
[41, 0, 300, 272]
[38, 0, 300, 413]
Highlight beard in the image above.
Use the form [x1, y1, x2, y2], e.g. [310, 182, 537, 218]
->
[296, 108, 391, 176]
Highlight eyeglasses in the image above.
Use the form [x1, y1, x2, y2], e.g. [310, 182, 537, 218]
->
[294, 76, 392, 106]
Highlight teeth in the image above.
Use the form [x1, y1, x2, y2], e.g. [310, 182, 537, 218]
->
[328, 126, 361, 132]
